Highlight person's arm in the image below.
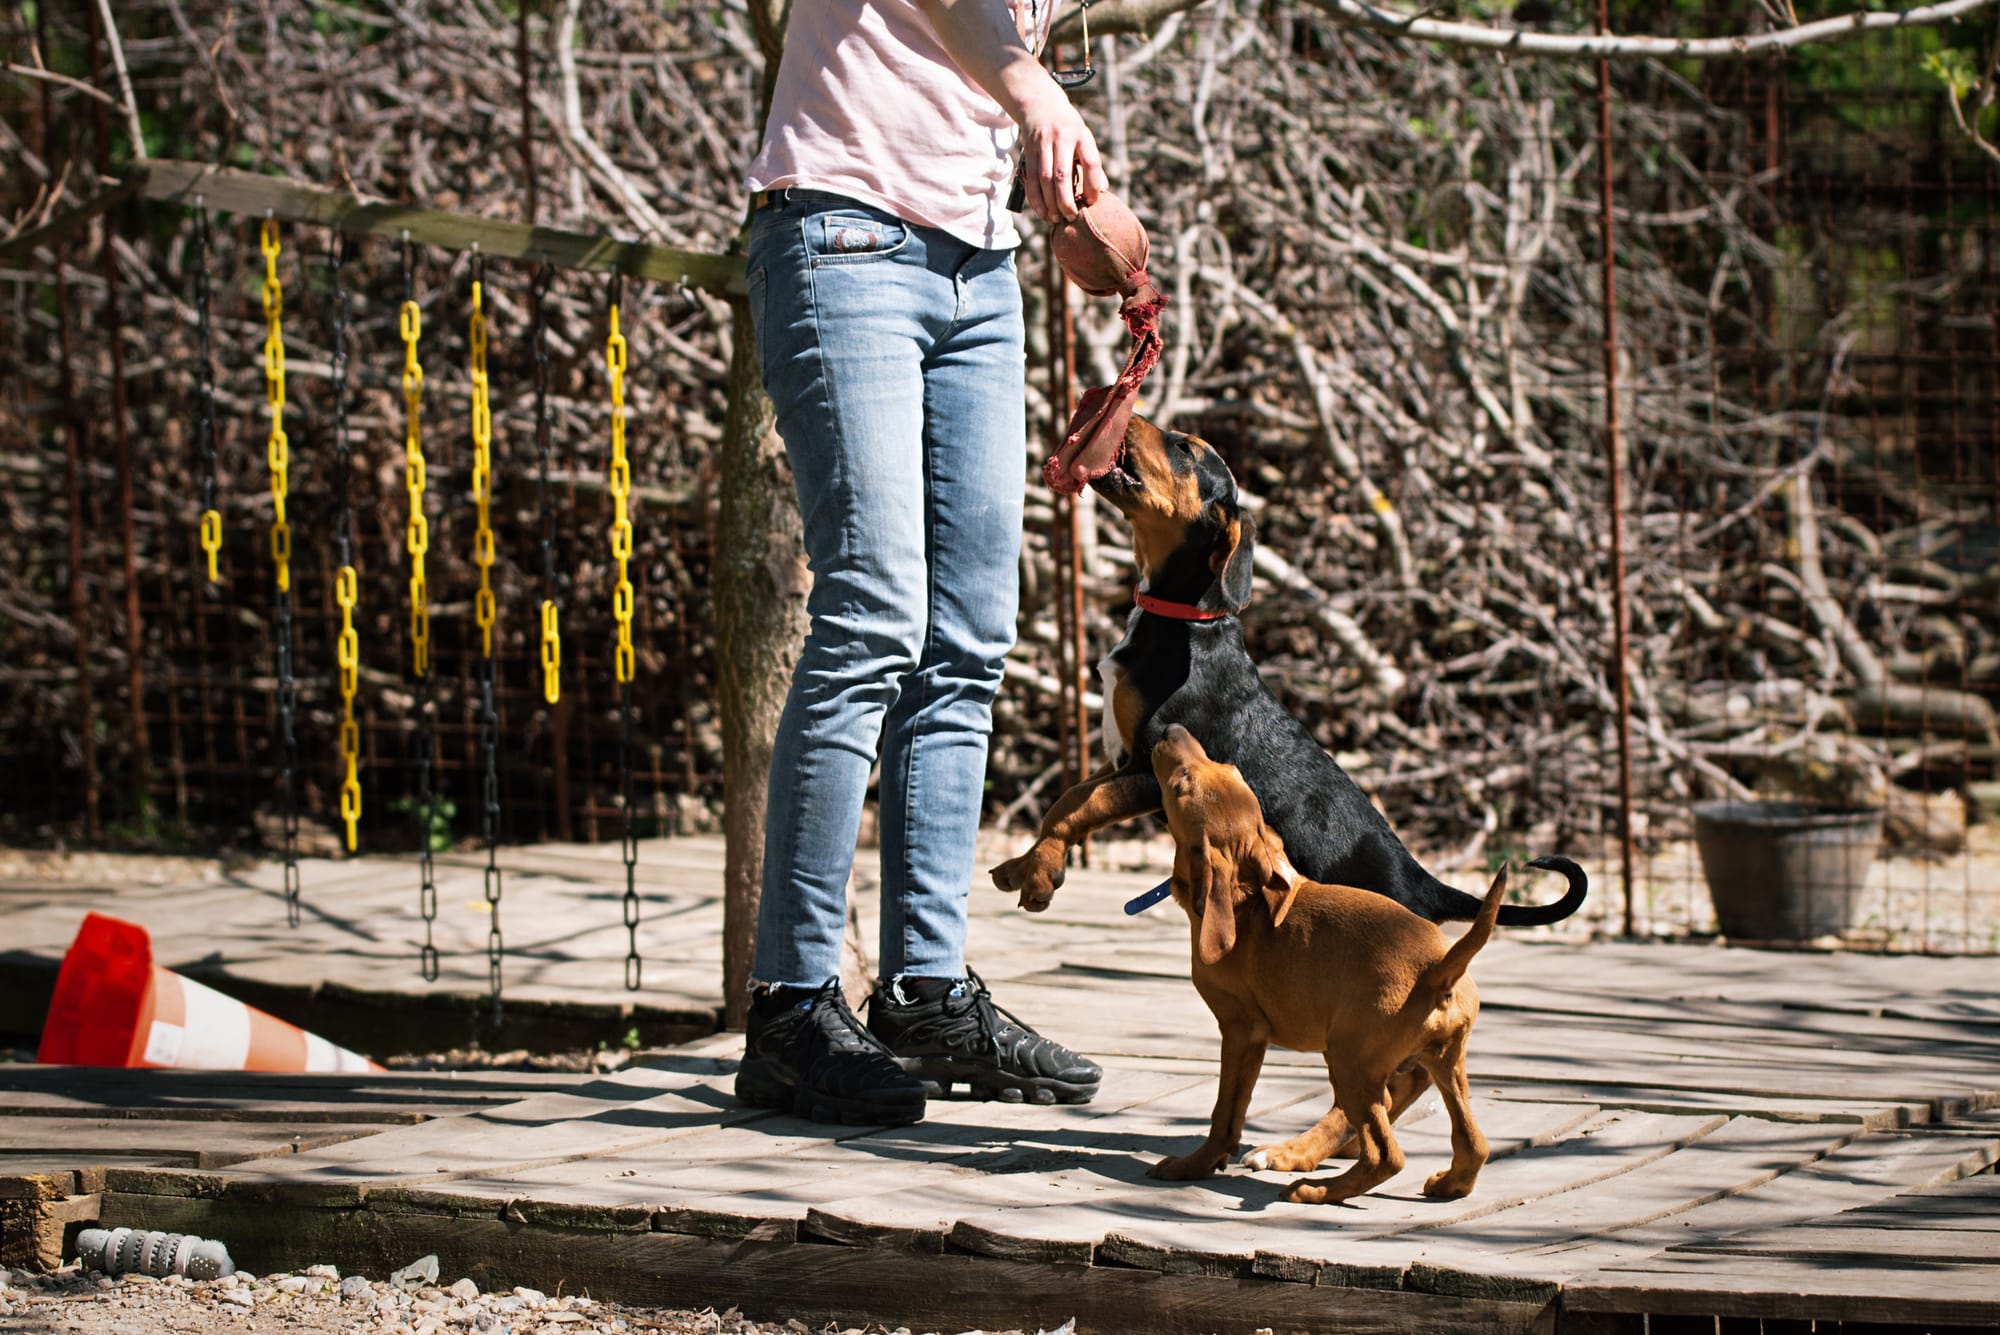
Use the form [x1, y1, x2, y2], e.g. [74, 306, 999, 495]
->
[913, 0, 1108, 222]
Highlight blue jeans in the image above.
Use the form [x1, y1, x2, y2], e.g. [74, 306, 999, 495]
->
[744, 191, 1026, 989]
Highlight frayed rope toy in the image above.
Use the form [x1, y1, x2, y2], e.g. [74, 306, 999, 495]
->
[1042, 191, 1168, 496]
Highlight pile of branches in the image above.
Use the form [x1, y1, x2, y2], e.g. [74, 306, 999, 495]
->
[2, 0, 1994, 867]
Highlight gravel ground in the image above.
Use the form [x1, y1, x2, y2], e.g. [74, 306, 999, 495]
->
[0, 1264, 1081, 1335]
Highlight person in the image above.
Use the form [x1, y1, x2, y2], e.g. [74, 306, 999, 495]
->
[733, 0, 1112, 1125]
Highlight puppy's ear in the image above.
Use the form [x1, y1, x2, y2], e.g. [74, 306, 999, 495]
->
[1204, 505, 1256, 613]
[1195, 838, 1238, 966]
[1254, 829, 1302, 929]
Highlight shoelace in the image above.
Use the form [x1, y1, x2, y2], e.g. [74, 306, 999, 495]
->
[806, 978, 883, 1056]
[951, 969, 1030, 1062]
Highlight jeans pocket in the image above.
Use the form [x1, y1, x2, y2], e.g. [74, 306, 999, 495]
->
[804, 212, 909, 266]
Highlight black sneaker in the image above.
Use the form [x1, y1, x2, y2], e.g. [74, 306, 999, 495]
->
[866, 970, 1102, 1106]
[735, 978, 928, 1125]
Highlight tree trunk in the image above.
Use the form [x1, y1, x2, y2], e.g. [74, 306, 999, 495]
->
[714, 295, 806, 1031]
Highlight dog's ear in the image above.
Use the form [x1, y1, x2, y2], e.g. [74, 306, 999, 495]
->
[1194, 838, 1238, 967]
[1204, 505, 1256, 613]
[1253, 829, 1302, 929]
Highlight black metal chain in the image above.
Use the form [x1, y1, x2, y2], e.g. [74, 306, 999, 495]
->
[260, 217, 302, 928]
[404, 235, 440, 983]
[277, 604, 300, 921]
[472, 250, 505, 1024]
[481, 648, 504, 1016]
[621, 676, 640, 990]
[329, 237, 353, 573]
[328, 234, 362, 854]
[532, 265, 559, 701]
[191, 205, 219, 572]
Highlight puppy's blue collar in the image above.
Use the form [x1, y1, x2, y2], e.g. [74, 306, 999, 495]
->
[1124, 879, 1174, 915]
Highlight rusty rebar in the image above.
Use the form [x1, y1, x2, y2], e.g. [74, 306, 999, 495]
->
[90, 0, 149, 822]
[520, 0, 537, 227]
[1594, 0, 1637, 937]
[40, 0, 98, 842]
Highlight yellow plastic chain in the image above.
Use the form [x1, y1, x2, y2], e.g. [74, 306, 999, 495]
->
[539, 599, 561, 702]
[401, 292, 430, 677]
[259, 219, 290, 593]
[200, 510, 222, 582]
[335, 564, 362, 849]
[605, 297, 635, 685]
[469, 273, 497, 659]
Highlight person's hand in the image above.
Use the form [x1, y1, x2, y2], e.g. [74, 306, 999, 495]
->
[1016, 81, 1108, 223]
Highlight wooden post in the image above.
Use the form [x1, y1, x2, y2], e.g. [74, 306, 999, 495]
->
[1594, 0, 1638, 936]
[714, 292, 804, 1028]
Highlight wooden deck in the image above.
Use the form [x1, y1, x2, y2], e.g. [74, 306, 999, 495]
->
[3, 836, 1999, 1333]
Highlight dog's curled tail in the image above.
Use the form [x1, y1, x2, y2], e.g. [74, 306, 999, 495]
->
[1493, 854, 1589, 928]
[1428, 866, 1507, 998]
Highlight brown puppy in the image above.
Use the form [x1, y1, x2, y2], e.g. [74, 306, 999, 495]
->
[1148, 724, 1501, 1204]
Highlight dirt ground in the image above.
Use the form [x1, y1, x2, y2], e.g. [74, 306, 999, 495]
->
[0, 1265, 1084, 1335]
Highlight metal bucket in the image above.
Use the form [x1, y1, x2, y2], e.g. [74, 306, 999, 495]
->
[1691, 800, 1884, 941]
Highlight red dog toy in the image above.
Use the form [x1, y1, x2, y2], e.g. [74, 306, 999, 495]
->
[1042, 191, 1168, 495]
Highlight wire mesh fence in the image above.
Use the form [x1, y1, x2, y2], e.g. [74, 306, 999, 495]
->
[1, 0, 1994, 951]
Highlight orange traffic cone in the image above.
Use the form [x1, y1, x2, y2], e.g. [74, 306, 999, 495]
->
[38, 911, 383, 1073]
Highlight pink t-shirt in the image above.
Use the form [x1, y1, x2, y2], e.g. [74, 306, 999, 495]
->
[746, 0, 1047, 250]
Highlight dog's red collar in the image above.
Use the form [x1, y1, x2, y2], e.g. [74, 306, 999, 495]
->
[1134, 590, 1227, 621]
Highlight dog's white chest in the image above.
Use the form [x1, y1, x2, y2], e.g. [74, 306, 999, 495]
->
[1098, 652, 1129, 769]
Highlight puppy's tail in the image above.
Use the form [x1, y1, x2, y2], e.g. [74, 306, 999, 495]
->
[1494, 854, 1588, 928]
[1427, 866, 1507, 997]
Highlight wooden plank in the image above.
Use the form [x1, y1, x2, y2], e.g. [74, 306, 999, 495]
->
[1054, 1111, 1728, 1281]
[1567, 1254, 2000, 1327]
[1517, 1129, 2000, 1277]
[1477, 1079, 1925, 1129]
[0, 1189, 100, 1271]
[1905, 1171, 2000, 1199]
[1675, 1223, 2000, 1264]
[0, 1065, 581, 1123]
[1402, 1118, 1851, 1255]
[99, 1197, 1559, 1335]
[132, 160, 744, 295]
[1484, 996, 2000, 1057]
[454, 1066, 1211, 1219]
[0, 1118, 388, 1168]
[155, 1059, 757, 1187]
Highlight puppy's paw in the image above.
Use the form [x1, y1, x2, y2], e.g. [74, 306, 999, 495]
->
[1422, 1167, 1479, 1200]
[990, 847, 1066, 912]
[1284, 1178, 1362, 1206]
[1148, 1150, 1226, 1181]
[1242, 1144, 1318, 1173]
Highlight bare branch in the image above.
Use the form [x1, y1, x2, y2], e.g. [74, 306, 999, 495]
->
[1069, 0, 2000, 60]
[91, 0, 147, 160]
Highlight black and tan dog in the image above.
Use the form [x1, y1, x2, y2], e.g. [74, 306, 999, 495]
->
[1148, 725, 1498, 1203]
[992, 416, 1587, 926]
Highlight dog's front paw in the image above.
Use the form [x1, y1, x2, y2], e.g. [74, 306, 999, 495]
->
[990, 845, 1067, 913]
[1242, 1144, 1318, 1173]
[1148, 1149, 1227, 1181]
[1422, 1166, 1479, 1200]
[1284, 1177, 1368, 1206]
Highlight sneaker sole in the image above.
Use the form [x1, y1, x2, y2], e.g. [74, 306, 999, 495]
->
[894, 1056, 1100, 1106]
[736, 1064, 927, 1127]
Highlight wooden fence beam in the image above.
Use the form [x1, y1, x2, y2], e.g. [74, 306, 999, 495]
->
[2, 159, 744, 295]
